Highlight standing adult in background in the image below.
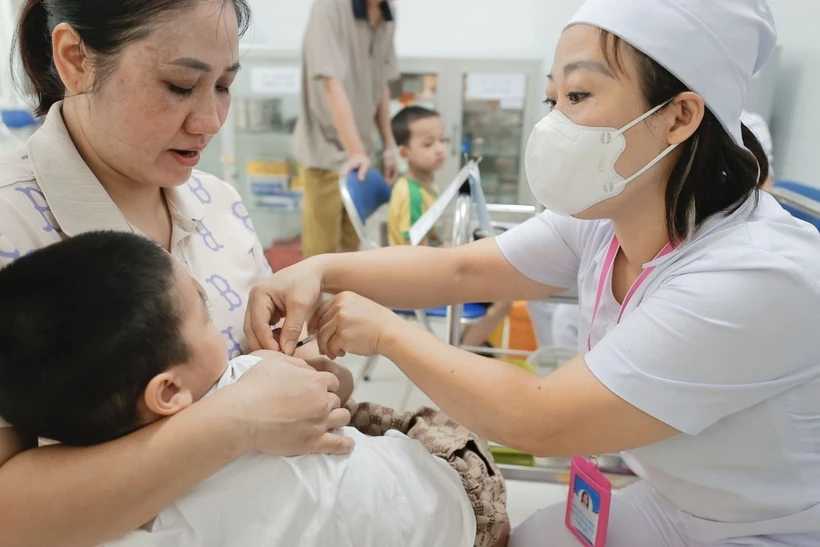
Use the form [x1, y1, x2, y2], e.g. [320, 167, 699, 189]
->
[293, 0, 400, 257]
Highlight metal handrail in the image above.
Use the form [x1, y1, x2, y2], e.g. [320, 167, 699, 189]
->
[499, 463, 639, 486]
[460, 346, 534, 357]
[543, 293, 579, 306]
[769, 186, 820, 218]
[445, 194, 473, 346]
[444, 196, 572, 347]
[485, 204, 537, 216]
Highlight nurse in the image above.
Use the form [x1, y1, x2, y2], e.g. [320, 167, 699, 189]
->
[248, 0, 820, 545]
[0, 1, 352, 545]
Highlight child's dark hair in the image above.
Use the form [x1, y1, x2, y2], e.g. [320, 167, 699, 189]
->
[0, 231, 190, 446]
[391, 105, 440, 147]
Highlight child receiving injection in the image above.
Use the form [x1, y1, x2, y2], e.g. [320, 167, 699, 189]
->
[0, 231, 508, 547]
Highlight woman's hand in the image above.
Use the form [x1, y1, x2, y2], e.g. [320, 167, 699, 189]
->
[244, 259, 326, 355]
[304, 356, 355, 406]
[309, 292, 405, 360]
[219, 351, 354, 456]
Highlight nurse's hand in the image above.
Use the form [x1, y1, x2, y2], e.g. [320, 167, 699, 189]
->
[223, 351, 354, 456]
[309, 292, 404, 360]
[245, 260, 325, 355]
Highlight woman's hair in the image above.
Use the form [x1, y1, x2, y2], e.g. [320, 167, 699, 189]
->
[600, 33, 769, 242]
[13, 0, 252, 116]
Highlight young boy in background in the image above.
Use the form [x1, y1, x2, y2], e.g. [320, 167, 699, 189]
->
[387, 106, 447, 246]
[389, 106, 512, 349]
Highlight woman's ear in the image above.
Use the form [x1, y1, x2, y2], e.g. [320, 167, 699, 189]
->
[51, 22, 94, 96]
[143, 371, 194, 417]
[667, 92, 705, 145]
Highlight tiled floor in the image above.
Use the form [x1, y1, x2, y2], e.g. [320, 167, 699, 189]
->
[341, 345, 569, 529]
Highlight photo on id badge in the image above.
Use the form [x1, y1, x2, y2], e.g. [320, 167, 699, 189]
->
[570, 476, 601, 544]
[566, 457, 610, 546]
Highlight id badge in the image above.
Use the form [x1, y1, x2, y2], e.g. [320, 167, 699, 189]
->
[565, 456, 611, 546]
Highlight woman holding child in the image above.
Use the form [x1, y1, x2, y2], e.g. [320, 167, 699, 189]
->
[0, 1, 354, 545]
[0, 2, 510, 546]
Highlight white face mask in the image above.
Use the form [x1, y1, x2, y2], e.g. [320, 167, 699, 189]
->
[524, 101, 678, 216]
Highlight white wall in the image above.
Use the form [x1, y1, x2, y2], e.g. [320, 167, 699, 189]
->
[245, 0, 581, 60]
[0, 0, 19, 106]
[242, 0, 313, 51]
[765, 0, 820, 186]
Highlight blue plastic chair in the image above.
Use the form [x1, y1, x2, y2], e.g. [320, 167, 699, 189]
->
[394, 303, 491, 320]
[0, 109, 40, 145]
[338, 168, 393, 249]
[772, 181, 820, 232]
[0, 109, 38, 130]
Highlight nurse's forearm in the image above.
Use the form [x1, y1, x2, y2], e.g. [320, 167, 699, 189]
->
[319, 246, 462, 309]
[318, 238, 556, 310]
[0, 393, 249, 547]
[379, 323, 678, 457]
[379, 323, 560, 452]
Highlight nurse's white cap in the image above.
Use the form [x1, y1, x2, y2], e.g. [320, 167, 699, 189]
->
[567, 0, 777, 146]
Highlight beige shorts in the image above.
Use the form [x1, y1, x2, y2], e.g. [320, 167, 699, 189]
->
[300, 167, 360, 257]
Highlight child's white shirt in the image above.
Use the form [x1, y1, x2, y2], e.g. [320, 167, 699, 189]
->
[103, 355, 476, 547]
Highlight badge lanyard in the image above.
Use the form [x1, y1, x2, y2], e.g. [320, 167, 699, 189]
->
[586, 235, 675, 351]
[571, 236, 675, 545]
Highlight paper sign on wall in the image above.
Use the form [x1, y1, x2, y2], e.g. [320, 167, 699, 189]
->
[500, 97, 525, 110]
[250, 66, 301, 95]
[466, 73, 527, 102]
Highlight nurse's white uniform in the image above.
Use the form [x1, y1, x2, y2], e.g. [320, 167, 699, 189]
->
[502, 197, 820, 546]
[505, 0, 820, 544]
